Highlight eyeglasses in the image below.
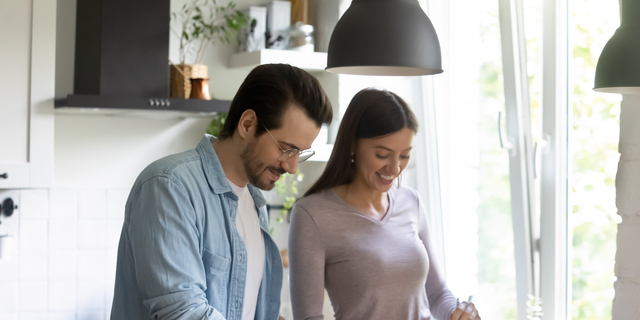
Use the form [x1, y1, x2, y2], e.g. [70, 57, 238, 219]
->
[263, 125, 315, 163]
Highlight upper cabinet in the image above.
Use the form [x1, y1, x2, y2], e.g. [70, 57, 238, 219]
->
[0, 0, 55, 188]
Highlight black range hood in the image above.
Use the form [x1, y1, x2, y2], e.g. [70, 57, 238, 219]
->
[55, 0, 230, 116]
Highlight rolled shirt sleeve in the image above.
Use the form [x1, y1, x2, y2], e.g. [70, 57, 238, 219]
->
[127, 175, 226, 320]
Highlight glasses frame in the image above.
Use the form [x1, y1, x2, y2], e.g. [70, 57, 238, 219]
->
[262, 125, 315, 163]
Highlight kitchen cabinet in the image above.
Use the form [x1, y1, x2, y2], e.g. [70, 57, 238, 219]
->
[0, 0, 56, 188]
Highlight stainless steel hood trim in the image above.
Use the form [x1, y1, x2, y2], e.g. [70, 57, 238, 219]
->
[55, 94, 231, 118]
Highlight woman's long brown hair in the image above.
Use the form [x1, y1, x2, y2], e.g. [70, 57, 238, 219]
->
[304, 88, 418, 197]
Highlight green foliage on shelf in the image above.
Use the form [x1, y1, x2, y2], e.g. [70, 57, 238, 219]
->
[171, 0, 248, 65]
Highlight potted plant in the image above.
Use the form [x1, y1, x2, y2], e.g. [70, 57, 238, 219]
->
[170, 0, 248, 98]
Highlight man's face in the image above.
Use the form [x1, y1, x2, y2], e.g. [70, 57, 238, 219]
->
[241, 106, 321, 190]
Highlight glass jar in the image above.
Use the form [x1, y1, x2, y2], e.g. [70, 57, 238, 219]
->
[286, 22, 315, 52]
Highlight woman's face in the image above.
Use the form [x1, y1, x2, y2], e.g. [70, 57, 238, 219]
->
[353, 127, 414, 193]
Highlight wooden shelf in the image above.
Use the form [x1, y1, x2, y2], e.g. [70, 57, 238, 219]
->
[228, 49, 328, 71]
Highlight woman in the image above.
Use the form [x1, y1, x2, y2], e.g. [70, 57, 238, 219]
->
[288, 88, 480, 320]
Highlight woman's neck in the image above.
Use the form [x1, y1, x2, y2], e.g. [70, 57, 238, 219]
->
[334, 178, 389, 220]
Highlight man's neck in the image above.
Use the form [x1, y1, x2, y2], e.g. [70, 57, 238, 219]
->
[212, 137, 249, 188]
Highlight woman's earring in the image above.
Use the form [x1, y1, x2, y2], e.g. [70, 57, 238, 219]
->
[350, 152, 355, 163]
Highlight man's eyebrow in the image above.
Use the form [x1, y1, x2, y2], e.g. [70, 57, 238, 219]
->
[281, 140, 302, 150]
[373, 146, 413, 152]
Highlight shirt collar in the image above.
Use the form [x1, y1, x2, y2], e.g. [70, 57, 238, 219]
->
[197, 134, 267, 208]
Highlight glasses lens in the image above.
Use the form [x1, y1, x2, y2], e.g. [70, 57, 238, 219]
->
[298, 150, 315, 163]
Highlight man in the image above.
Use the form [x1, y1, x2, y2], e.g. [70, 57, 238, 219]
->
[110, 64, 333, 320]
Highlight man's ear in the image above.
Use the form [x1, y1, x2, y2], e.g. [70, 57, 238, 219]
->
[237, 109, 258, 140]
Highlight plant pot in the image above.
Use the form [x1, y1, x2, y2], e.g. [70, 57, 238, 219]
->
[170, 64, 208, 98]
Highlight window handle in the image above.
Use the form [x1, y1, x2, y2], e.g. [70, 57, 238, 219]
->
[533, 134, 550, 179]
[498, 111, 515, 156]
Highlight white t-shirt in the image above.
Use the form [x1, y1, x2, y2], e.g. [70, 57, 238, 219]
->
[227, 179, 266, 320]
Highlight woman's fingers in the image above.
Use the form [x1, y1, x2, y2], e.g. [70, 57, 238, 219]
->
[450, 301, 480, 320]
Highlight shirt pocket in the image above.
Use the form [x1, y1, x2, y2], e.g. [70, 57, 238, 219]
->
[202, 247, 231, 271]
[202, 247, 231, 312]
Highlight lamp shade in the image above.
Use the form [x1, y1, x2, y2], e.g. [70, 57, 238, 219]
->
[326, 0, 443, 76]
[593, 0, 640, 94]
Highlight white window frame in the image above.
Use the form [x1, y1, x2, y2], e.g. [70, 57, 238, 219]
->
[417, 0, 571, 319]
[539, 0, 569, 319]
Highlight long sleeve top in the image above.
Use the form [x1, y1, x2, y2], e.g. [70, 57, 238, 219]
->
[110, 135, 283, 320]
[288, 186, 457, 320]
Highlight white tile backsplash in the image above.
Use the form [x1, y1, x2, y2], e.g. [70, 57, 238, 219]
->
[0, 251, 19, 281]
[48, 311, 76, 320]
[18, 281, 47, 311]
[104, 277, 115, 316]
[18, 190, 49, 220]
[106, 219, 123, 250]
[19, 220, 47, 251]
[49, 250, 77, 280]
[78, 190, 107, 218]
[17, 312, 47, 320]
[2, 188, 122, 318]
[0, 312, 18, 320]
[77, 219, 106, 249]
[50, 189, 79, 219]
[106, 249, 117, 280]
[0, 281, 18, 312]
[49, 280, 77, 311]
[18, 251, 48, 280]
[77, 250, 106, 280]
[77, 310, 104, 320]
[77, 280, 105, 311]
[106, 189, 128, 219]
[49, 220, 77, 250]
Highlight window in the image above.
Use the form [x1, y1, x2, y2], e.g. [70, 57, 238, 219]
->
[415, 0, 621, 319]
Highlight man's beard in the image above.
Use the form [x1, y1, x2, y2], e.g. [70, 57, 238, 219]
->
[240, 139, 286, 190]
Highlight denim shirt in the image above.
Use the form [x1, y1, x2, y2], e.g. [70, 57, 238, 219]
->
[111, 135, 283, 320]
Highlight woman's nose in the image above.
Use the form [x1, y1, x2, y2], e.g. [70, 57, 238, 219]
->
[388, 158, 401, 175]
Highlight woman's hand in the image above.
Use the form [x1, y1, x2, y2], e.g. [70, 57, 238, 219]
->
[450, 301, 480, 320]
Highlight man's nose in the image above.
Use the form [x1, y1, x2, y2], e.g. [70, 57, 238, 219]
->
[281, 156, 298, 174]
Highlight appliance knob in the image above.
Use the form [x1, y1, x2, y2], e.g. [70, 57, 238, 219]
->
[165, 99, 171, 107]
[149, 99, 155, 106]
[1, 198, 17, 217]
[154, 99, 160, 106]
[0, 173, 7, 179]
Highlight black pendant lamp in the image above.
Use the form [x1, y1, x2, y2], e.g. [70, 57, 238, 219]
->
[326, 0, 443, 76]
[594, 0, 640, 94]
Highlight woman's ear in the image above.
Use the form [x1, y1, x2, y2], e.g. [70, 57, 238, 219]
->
[237, 109, 258, 140]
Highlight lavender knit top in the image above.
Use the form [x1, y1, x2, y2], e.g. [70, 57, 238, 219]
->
[288, 185, 457, 320]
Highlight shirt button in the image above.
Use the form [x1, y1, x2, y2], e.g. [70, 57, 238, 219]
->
[236, 301, 239, 309]
[239, 255, 243, 261]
